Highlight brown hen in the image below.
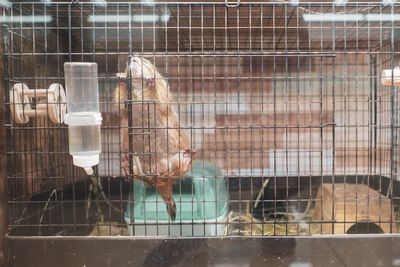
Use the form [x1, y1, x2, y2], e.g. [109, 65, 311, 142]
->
[114, 56, 195, 221]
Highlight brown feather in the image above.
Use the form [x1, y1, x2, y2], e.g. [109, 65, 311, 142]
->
[115, 56, 193, 221]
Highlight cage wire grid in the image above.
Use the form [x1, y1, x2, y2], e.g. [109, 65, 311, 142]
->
[2, 1, 400, 237]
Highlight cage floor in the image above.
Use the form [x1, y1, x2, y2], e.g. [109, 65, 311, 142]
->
[7, 175, 400, 236]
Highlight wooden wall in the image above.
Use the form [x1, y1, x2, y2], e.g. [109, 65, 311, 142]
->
[4, 2, 397, 194]
[99, 52, 392, 178]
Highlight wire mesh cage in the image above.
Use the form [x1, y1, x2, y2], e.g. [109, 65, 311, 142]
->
[2, 1, 400, 238]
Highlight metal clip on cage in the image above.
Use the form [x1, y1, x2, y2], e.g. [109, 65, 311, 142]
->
[9, 83, 67, 124]
[225, 0, 240, 7]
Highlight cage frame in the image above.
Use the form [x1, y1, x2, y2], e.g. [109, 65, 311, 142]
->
[3, 1, 400, 265]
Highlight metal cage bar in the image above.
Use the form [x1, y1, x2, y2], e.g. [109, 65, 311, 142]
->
[2, 1, 400, 237]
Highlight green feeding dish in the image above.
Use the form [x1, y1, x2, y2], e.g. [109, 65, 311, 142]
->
[124, 160, 229, 236]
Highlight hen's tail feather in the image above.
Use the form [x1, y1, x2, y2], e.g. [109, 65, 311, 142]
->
[158, 183, 176, 221]
[166, 200, 177, 222]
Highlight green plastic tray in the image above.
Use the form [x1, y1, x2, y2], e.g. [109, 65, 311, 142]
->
[124, 160, 228, 222]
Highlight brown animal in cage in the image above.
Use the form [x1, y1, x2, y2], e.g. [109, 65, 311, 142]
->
[114, 56, 195, 221]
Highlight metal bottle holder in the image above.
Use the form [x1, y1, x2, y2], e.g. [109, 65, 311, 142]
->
[9, 82, 67, 124]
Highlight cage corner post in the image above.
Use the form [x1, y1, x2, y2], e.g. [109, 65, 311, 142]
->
[0, 24, 8, 267]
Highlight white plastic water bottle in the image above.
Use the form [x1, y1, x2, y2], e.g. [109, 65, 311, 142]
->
[64, 62, 102, 175]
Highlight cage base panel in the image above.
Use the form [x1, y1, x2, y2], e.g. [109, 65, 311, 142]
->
[6, 235, 400, 267]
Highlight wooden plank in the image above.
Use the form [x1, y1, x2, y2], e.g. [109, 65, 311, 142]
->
[201, 150, 270, 170]
[215, 112, 333, 126]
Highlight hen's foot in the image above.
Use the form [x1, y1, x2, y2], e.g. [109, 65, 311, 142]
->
[183, 148, 197, 159]
[119, 153, 130, 176]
